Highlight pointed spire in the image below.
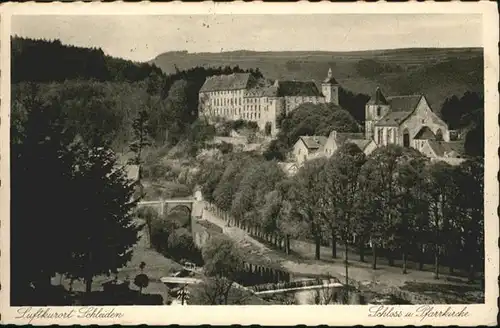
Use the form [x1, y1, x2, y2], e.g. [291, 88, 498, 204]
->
[368, 86, 389, 105]
[323, 67, 339, 85]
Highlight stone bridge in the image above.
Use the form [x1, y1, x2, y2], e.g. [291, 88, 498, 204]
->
[137, 199, 197, 217]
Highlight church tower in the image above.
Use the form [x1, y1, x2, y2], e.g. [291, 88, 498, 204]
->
[322, 68, 339, 106]
[365, 87, 390, 140]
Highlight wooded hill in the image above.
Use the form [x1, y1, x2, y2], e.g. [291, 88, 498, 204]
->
[151, 47, 483, 113]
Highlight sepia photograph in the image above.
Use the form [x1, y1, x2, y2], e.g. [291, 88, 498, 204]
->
[1, 2, 498, 326]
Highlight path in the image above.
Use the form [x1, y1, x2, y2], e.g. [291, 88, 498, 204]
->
[199, 201, 483, 303]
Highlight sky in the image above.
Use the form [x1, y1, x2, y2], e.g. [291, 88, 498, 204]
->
[12, 14, 482, 62]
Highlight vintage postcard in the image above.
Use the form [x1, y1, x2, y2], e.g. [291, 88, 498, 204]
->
[0, 1, 498, 326]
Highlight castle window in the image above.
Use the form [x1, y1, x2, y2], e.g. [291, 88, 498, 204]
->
[377, 106, 381, 117]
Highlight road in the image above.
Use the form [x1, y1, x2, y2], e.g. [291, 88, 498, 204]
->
[198, 200, 483, 303]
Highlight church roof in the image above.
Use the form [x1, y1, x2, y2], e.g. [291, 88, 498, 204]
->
[374, 111, 413, 127]
[386, 95, 422, 112]
[367, 87, 389, 105]
[414, 126, 436, 140]
[299, 136, 328, 150]
[375, 95, 424, 127]
[200, 73, 252, 92]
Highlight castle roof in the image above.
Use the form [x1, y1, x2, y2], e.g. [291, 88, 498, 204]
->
[367, 87, 389, 105]
[277, 81, 323, 97]
[322, 68, 339, 85]
[199, 73, 252, 92]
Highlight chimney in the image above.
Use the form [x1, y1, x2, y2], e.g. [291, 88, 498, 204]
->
[273, 80, 279, 87]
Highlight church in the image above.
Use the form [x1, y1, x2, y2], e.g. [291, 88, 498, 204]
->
[364, 87, 464, 163]
[291, 75, 465, 167]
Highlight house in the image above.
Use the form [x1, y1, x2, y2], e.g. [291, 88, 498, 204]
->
[322, 130, 377, 157]
[292, 130, 377, 167]
[292, 136, 328, 166]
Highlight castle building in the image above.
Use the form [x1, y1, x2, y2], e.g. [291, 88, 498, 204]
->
[198, 69, 339, 136]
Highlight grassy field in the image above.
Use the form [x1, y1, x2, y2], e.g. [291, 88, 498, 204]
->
[151, 47, 483, 113]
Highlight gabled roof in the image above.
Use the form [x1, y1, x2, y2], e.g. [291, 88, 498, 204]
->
[335, 132, 365, 144]
[427, 141, 465, 158]
[386, 95, 422, 112]
[299, 136, 328, 150]
[374, 111, 413, 127]
[367, 87, 389, 105]
[245, 84, 279, 98]
[199, 73, 252, 92]
[277, 81, 323, 97]
[414, 126, 436, 140]
[346, 138, 373, 150]
[375, 95, 425, 127]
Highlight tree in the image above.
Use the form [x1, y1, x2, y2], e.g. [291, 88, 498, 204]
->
[275, 179, 309, 255]
[320, 143, 366, 289]
[129, 109, 152, 181]
[264, 103, 360, 160]
[201, 236, 244, 304]
[68, 145, 143, 294]
[289, 158, 328, 260]
[11, 91, 78, 304]
[393, 150, 428, 274]
[455, 159, 484, 282]
[134, 262, 149, 295]
[426, 161, 459, 279]
[358, 145, 407, 269]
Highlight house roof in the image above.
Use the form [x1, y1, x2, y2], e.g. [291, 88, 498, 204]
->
[367, 87, 389, 105]
[427, 140, 465, 158]
[277, 81, 323, 97]
[386, 95, 422, 112]
[299, 136, 328, 150]
[414, 126, 436, 140]
[199, 73, 252, 92]
[346, 138, 373, 150]
[335, 132, 365, 144]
